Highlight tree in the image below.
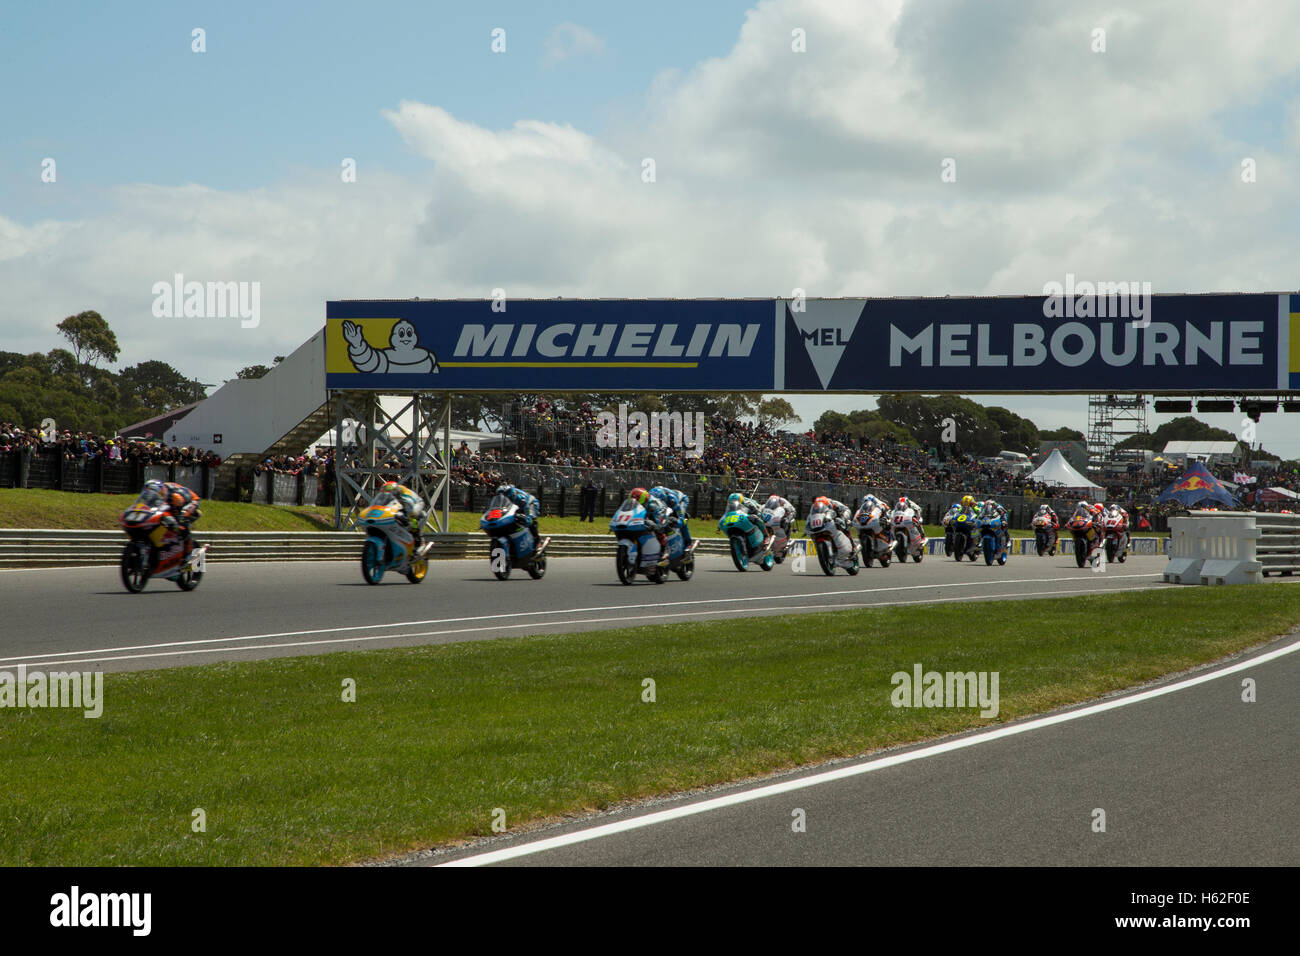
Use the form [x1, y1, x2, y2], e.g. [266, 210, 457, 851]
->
[755, 397, 799, 430]
[237, 365, 271, 379]
[56, 311, 120, 374]
[1041, 426, 1086, 442]
[119, 361, 194, 412]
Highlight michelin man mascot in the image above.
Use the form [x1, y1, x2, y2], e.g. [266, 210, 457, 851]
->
[342, 319, 439, 374]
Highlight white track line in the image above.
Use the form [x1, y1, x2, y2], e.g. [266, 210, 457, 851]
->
[0, 571, 1158, 665]
[1, 583, 1174, 669]
[439, 636, 1300, 866]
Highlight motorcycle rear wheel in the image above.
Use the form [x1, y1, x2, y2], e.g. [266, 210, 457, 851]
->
[406, 557, 429, 583]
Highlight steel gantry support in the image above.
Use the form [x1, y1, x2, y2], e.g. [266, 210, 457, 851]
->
[330, 390, 452, 534]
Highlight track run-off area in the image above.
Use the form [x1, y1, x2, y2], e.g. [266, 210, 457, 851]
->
[0, 551, 1241, 673]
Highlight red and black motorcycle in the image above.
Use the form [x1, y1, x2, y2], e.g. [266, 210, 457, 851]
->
[119, 493, 207, 593]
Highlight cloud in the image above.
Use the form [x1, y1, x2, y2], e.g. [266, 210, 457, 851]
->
[1, 0, 1298, 437]
[542, 22, 607, 68]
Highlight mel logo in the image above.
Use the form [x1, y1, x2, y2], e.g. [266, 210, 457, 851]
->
[790, 301, 863, 389]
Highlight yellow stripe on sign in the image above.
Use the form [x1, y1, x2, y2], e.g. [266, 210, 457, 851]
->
[441, 362, 699, 368]
[1291, 313, 1300, 374]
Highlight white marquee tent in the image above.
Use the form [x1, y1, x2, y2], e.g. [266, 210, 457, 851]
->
[1029, 449, 1103, 491]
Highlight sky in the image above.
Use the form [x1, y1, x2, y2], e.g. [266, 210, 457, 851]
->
[3, 0, 1300, 452]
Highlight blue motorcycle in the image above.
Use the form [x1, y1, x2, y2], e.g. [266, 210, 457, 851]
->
[481, 494, 549, 580]
[718, 505, 774, 572]
[359, 492, 430, 585]
[979, 512, 1009, 566]
[609, 499, 694, 584]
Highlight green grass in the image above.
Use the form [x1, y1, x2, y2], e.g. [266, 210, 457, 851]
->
[0, 488, 335, 532]
[2, 585, 1294, 866]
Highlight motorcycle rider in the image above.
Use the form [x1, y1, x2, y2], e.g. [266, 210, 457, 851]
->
[143, 478, 202, 542]
[981, 498, 1010, 554]
[1105, 502, 1130, 555]
[650, 485, 692, 546]
[631, 486, 670, 561]
[811, 494, 856, 568]
[380, 480, 428, 548]
[494, 483, 540, 540]
[1034, 503, 1060, 553]
[764, 493, 795, 539]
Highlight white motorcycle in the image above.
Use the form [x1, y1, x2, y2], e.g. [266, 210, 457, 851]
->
[890, 504, 927, 563]
[763, 507, 792, 564]
[853, 505, 894, 568]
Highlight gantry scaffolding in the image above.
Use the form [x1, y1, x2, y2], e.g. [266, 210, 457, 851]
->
[1087, 394, 1148, 463]
[330, 391, 451, 533]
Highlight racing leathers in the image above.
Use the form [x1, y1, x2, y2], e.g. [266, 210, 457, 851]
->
[495, 484, 540, 538]
[650, 485, 692, 546]
[764, 495, 795, 538]
[159, 482, 201, 539]
[380, 481, 427, 546]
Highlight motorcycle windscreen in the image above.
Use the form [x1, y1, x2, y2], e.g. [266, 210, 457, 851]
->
[486, 493, 514, 512]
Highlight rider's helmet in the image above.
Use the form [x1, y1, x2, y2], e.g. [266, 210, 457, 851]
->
[814, 495, 830, 509]
[143, 479, 165, 496]
[631, 487, 650, 506]
[897, 496, 908, 510]
[1093, 503, 1105, 515]
[494, 484, 513, 497]
[766, 495, 782, 511]
[1078, 499, 1089, 510]
[961, 494, 974, 507]
[381, 480, 403, 496]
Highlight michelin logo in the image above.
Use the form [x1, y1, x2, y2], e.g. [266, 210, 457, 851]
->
[342, 320, 439, 374]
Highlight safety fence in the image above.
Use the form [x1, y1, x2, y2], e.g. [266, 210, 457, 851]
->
[1162, 513, 1264, 586]
[0, 452, 215, 498]
[0, 528, 728, 569]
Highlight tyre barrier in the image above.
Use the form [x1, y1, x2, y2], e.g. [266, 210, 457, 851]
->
[0, 528, 729, 569]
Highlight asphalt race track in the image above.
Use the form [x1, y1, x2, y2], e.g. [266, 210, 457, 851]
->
[424, 636, 1300, 866]
[1, 552, 1182, 673]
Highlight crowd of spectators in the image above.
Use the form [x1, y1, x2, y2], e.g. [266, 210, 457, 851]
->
[1, 421, 222, 469]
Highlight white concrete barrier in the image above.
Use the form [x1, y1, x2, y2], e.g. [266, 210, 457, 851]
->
[1163, 513, 1262, 585]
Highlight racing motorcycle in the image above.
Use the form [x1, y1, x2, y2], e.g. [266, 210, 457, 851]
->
[853, 505, 893, 568]
[979, 510, 1009, 566]
[1032, 511, 1058, 557]
[949, 510, 980, 561]
[1067, 512, 1102, 568]
[613, 498, 695, 583]
[718, 503, 775, 572]
[481, 493, 550, 580]
[359, 491, 431, 584]
[1102, 510, 1130, 564]
[118, 493, 208, 593]
[891, 503, 927, 563]
[808, 504, 861, 575]
[763, 507, 793, 564]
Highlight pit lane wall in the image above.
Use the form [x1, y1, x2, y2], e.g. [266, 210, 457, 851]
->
[326, 294, 1298, 394]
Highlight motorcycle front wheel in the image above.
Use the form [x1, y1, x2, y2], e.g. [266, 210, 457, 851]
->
[730, 535, 749, 572]
[616, 546, 636, 585]
[815, 540, 834, 576]
[362, 537, 385, 585]
[1073, 535, 1087, 568]
[120, 541, 149, 593]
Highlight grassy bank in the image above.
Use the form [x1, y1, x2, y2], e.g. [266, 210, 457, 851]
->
[1, 584, 1292, 866]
